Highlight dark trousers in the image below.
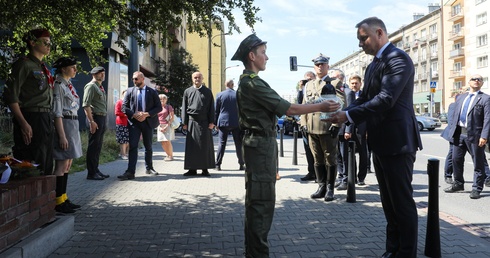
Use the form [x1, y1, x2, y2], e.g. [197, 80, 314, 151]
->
[86, 115, 106, 176]
[127, 121, 154, 174]
[302, 132, 315, 174]
[452, 134, 487, 191]
[215, 126, 244, 166]
[373, 152, 418, 257]
[13, 112, 53, 175]
[338, 136, 368, 183]
[444, 143, 454, 178]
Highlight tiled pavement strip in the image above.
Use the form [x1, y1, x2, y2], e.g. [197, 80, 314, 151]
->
[47, 134, 490, 258]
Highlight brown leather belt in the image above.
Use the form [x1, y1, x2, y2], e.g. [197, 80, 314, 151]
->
[93, 112, 106, 116]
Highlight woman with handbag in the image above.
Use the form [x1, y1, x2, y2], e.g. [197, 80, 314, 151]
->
[157, 94, 175, 161]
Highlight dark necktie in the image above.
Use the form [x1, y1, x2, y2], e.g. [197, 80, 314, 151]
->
[459, 93, 474, 125]
[137, 88, 143, 111]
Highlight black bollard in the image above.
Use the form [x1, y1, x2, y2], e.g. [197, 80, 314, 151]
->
[346, 141, 356, 203]
[292, 130, 298, 165]
[425, 158, 441, 258]
[279, 127, 284, 157]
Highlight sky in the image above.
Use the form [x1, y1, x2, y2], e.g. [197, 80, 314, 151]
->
[223, 0, 437, 98]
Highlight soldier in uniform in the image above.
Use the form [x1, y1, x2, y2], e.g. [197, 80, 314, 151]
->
[300, 54, 346, 202]
[3, 28, 54, 175]
[83, 66, 109, 180]
[232, 34, 340, 257]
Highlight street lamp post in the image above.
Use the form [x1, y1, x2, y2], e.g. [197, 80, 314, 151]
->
[208, 32, 230, 88]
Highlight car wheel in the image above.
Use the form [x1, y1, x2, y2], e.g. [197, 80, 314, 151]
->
[428, 128, 435, 131]
[417, 122, 424, 131]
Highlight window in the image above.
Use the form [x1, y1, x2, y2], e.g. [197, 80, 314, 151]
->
[429, 24, 437, 35]
[454, 62, 462, 71]
[453, 81, 462, 91]
[420, 29, 427, 40]
[150, 42, 156, 58]
[452, 23, 461, 34]
[477, 55, 488, 68]
[477, 34, 488, 47]
[422, 81, 429, 92]
[431, 61, 438, 78]
[452, 4, 461, 16]
[421, 48, 427, 61]
[430, 43, 438, 57]
[477, 12, 487, 26]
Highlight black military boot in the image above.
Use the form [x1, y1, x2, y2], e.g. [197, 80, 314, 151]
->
[311, 165, 327, 199]
[325, 165, 337, 202]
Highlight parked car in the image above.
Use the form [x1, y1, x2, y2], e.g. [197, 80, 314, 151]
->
[439, 112, 448, 123]
[415, 114, 441, 131]
[277, 115, 284, 132]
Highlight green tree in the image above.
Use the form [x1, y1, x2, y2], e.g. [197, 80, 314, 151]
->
[0, 0, 260, 79]
[153, 48, 198, 116]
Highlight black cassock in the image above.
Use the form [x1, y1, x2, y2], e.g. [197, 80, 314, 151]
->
[182, 85, 215, 169]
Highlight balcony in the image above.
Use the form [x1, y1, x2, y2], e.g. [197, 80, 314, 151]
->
[404, 42, 411, 50]
[430, 52, 438, 59]
[449, 48, 464, 59]
[448, 28, 464, 41]
[418, 73, 428, 80]
[448, 10, 464, 22]
[432, 72, 439, 78]
[429, 33, 438, 41]
[449, 68, 465, 79]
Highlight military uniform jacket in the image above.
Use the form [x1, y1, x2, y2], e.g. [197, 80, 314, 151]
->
[237, 70, 290, 133]
[3, 53, 52, 109]
[300, 76, 345, 135]
[82, 81, 107, 114]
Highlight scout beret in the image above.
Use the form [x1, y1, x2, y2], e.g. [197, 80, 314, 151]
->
[23, 28, 50, 42]
[90, 66, 105, 74]
[52, 57, 77, 69]
[231, 34, 267, 62]
[312, 53, 330, 65]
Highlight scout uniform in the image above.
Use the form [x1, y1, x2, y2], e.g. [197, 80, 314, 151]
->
[232, 34, 291, 258]
[300, 54, 346, 202]
[82, 66, 107, 179]
[3, 29, 54, 175]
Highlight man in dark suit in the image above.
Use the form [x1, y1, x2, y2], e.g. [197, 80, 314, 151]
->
[214, 79, 244, 171]
[337, 75, 369, 189]
[118, 71, 162, 180]
[444, 75, 490, 199]
[328, 17, 422, 258]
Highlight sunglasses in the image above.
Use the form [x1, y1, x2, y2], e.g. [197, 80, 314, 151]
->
[470, 78, 483, 82]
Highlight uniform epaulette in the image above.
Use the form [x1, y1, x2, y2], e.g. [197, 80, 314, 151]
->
[250, 73, 258, 79]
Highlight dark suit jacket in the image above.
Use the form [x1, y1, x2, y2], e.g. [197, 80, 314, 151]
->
[214, 88, 239, 128]
[441, 102, 456, 142]
[122, 85, 162, 129]
[341, 90, 367, 143]
[447, 91, 490, 143]
[346, 43, 422, 156]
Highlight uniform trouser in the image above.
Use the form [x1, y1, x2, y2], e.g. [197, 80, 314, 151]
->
[13, 112, 53, 175]
[216, 126, 244, 166]
[302, 132, 315, 174]
[452, 134, 487, 191]
[373, 152, 418, 257]
[86, 115, 106, 176]
[309, 133, 338, 185]
[127, 120, 154, 173]
[243, 135, 276, 258]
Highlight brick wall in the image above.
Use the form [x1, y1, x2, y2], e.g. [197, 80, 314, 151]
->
[0, 176, 56, 253]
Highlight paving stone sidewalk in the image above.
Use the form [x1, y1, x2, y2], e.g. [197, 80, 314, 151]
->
[47, 135, 490, 258]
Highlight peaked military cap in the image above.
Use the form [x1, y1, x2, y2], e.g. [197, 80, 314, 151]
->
[90, 66, 105, 74]
[231, 34, 267, 62]
[52, 57, 77, 69]
[312, 53, 330, 65]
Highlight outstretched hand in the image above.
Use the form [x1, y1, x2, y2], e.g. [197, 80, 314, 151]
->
[325, 111, 348, 124]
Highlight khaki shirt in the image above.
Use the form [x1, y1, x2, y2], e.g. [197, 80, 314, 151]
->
[82, 81, 107, 114]
[300, 76, 346, 134]
[3, 53, 52, 109]
[237, 70, 290, 132]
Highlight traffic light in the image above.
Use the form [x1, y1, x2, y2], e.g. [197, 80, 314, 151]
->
[427, 94, 431, 101]
[289, 56, 297, 71]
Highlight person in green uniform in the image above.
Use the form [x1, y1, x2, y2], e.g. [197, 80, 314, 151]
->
[82, 66, 109, 180]
[3, 28, 54, 175]
[232, 34, 341, 258]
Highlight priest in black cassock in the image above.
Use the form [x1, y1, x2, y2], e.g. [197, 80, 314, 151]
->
[181, 71, 216, 176]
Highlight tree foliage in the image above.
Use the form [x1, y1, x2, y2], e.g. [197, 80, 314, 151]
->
[153, 48, 198, 116]
[0, 0, 260, 79]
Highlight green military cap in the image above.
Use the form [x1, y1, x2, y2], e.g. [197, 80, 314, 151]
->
[90, 66, 105, 74]
[312, 53, 330, 65]
[231, 34, 267, 62]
